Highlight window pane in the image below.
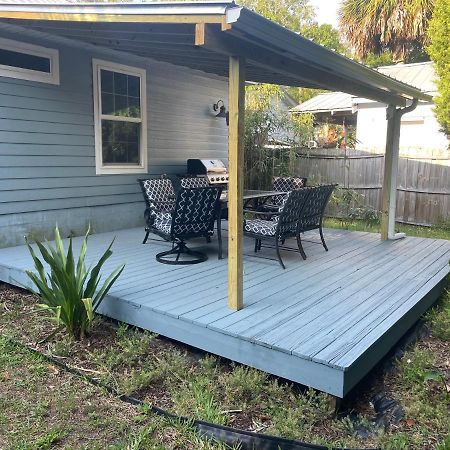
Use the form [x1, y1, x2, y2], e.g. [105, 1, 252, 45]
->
[100, 69, 113, 93]
[99, 68, 141, 118]
[101, 92, 114, 116]
[114, 72, 127, 95]
[114, 94, 128, 116]
[128, 75, 140, 97]
[127, 96, 141, 117]
[0, 48, 50, 73]
[101, 120, 140, 165]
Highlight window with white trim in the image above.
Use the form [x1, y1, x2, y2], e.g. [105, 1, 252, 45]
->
[93, 59, 147, 175]
[0, 37, 59, 85]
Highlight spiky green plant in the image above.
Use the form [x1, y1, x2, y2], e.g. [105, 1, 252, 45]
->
[25, 226, 125, 340]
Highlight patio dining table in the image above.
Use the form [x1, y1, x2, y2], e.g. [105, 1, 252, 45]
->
[216, 189, 288, 259]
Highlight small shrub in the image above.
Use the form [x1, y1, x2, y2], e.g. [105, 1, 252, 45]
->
[26, 226, 125, 340]
[400, 348, 435, 387]
[221, 365, 268, 405]
[348, 206, 380, 226]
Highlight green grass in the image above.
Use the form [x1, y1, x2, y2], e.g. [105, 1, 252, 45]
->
[0, 336, 235, 450]
[324, 217, 450, 241]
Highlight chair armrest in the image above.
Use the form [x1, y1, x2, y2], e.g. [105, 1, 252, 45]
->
[243, 209, 280, 217]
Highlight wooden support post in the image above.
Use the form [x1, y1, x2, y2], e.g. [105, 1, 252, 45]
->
[195, 22, 205, 46]
[380, 99, 418, 240]
[380, 105, 401, 240]
[228, 56, 245, 311]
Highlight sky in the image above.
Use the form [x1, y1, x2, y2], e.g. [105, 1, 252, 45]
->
[309, 0, 341, 28]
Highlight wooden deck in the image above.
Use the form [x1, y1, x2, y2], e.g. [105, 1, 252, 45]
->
[0, 226, 448, 397]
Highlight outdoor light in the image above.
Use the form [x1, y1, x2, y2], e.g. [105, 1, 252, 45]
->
[213, 99, 229, 125]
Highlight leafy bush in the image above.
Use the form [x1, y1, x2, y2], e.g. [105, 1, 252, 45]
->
[26, 226, 124, 340]
[331, 187, 380, 228]
[348, 206, 380, 226]
[244, 103, 314, 190]
[428, 0, 450, 137]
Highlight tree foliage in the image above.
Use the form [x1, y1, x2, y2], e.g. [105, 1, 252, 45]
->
[427, 0, 450, 136]
[363, 51, 395, 68]
[339, 0, 434, 63]
[244, 108, 314, 190]
[300, 23, 347, 54]
[239, 0, 314, 31]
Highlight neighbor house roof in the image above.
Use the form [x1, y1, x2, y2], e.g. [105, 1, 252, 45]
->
[377, 62, 436, 94]
[291, 92, 353, 114]
[292, 62, 437, 114]
[0, 1, 431, 106]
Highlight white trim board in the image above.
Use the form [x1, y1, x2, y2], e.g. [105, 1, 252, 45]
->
[0, 36, 59, 85]
[92, 58, 148, 175]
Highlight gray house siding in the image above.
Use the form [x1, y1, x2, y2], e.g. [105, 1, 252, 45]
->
[0, 24, 229, 247]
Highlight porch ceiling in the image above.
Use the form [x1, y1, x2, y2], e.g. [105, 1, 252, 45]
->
[0, 1, 432, 106]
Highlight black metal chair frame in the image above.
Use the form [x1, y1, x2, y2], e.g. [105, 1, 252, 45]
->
[244, 189, 312, 269]
[152, 186, 223, 265]
[296, 184, 337, 256]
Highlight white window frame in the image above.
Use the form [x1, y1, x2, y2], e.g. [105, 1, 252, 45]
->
[93, 59, 148, 175]
[0, 37, 59, 85]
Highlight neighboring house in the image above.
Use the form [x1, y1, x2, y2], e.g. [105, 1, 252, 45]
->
[292, 62, 449, 152]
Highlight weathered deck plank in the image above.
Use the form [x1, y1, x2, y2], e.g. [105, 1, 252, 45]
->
[0, 226, 448, 398]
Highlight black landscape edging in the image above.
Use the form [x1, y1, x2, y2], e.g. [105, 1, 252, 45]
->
[9, 338, 377, 450]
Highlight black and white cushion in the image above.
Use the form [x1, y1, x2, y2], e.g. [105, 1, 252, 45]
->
[272, 177, 292, 206]
[244, 218, 277, 236]
[291, 177, 307, 189]
[172, 187, 220, 236]
[180, 177, 210, 189]
[245, 193, 290, 236]
[153, 212, 172, 234]
[142, 178, 175, 216]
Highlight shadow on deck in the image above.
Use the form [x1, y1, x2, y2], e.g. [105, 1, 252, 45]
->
[0, 225, 448, 397]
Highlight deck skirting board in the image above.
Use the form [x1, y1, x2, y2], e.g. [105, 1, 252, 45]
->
[97, 296, 346, 397]
[343, 276, 448, 395]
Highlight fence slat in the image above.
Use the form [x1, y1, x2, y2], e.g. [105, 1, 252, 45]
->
[296, 148, 450, 226]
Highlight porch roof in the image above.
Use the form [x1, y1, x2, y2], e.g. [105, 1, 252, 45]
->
[0, 0, 431, 107]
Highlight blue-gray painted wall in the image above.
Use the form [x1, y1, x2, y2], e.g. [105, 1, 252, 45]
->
[0, 23, 229, 247]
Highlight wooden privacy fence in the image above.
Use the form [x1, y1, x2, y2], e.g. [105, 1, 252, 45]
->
[296, 148, 450, 226]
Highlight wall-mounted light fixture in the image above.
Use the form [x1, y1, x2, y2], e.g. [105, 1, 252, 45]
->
[213, 99, 229, 126]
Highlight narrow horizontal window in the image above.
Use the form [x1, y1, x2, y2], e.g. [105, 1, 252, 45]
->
[0, 37, 59, 84]
[93, 59, 147, 175]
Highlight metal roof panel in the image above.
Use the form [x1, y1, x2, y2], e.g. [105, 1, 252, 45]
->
[0, 1, 432, 105]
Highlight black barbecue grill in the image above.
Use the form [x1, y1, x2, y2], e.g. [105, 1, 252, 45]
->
[187, 159, 229, 185]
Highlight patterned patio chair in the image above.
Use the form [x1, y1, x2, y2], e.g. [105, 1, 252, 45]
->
[260, 176, 308, 212]
[296, 184, 337, 258]
[138, 177, 176, 244]
[244, 188, 312, 269]
[153, 187, 223, 265]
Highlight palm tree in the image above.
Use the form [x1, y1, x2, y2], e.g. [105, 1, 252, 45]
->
[339, 0, 435, 63]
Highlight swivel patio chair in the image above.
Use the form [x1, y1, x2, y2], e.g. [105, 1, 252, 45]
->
[138, 177, 176, 244]
[296, 184, 337, 258]
[244, 188, 311, 269]
[152, 186, 222, 265]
